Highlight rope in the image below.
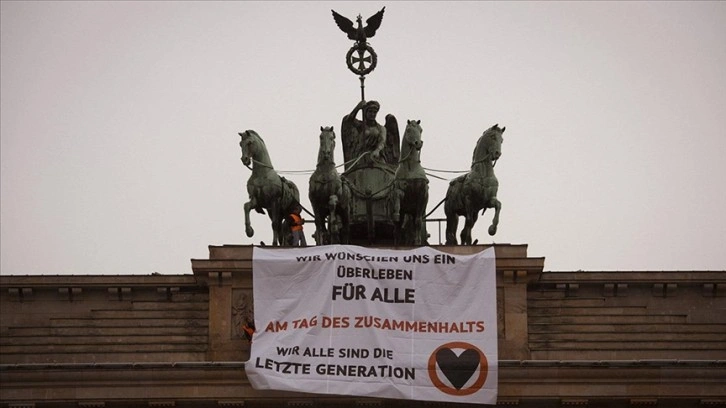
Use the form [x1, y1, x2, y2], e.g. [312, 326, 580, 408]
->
[243, 137, 495, 177]
[368, 181, 395, 199]
[396, 147, 414, 165]
[422, 167, 469, 174]
[278, 169, 315, 175]
[241, 140, 500, 231]
[340, 151, 371, 176]
[244, 153, 372, 176]
[340, 152, 369, 170]
[298, 202, 316, 219]
[425, 196, 447, 219]
[246, 153, 480, 179]
[425, 172, 450, 181]
[345, 177, 393, 200]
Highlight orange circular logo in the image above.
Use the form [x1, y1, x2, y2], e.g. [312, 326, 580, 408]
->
[427, 341, 488, 396]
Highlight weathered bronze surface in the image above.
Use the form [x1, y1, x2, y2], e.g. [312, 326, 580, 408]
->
[308, 126, 351, 245]
[331, 7, 385, 47]
[239, 130, 300, 246]
[332, 7, 385, 77]
[341, 100, 400, 168]
[240, 8, 507, 246]
[445, 124, 505, 245]
[389, 120, 429, 245]
[340, 100, 402, 244]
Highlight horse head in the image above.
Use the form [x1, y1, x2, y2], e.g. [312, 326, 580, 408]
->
[317, 126, 336, 165]
[239, 130, 269, 168]
[401, 120, 423, 160]
[473, 124, 505, 167]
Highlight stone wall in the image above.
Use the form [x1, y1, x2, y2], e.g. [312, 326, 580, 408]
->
[1, 245, 724, 407]
[1, 275, 209, 365]
[529, 271, 726, 360]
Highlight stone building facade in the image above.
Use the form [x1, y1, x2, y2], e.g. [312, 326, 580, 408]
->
[1, 244, 724, 407]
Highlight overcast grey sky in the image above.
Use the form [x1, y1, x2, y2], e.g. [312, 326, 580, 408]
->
[2, 1, 725, 275]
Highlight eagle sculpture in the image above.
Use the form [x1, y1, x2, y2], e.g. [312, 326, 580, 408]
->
[331, 7, 385, 48]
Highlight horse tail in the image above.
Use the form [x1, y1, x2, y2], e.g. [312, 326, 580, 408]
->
[280, 176, 300, 214]
[442, 173, 468, 216]
[284, 181, 317, 220]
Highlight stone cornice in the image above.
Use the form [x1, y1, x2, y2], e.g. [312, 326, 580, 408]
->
[0, 275, 198, 289]
[2, 360, 724, 402]
[191, 244, 546, 286]
[537, 271, 726, 284]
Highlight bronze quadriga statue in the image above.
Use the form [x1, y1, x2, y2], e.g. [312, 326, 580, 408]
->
[339, 100, 401, 244]
[445, 124, 505, 245]
[239, 123, 505, 246]
[238, 8, 506, 247]
[389, 120, 429, 246]
[239, 130, 300, 246]
[308, 126, 351, 245]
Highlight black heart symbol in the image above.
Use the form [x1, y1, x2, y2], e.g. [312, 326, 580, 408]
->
[435, 348, 480, 390]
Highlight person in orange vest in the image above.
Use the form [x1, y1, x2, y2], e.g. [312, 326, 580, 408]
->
[289, 205, 307, 246]
[242, 322, 255, 342]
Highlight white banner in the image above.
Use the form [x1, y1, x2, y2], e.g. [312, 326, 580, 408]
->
[245, 245, 498, 404]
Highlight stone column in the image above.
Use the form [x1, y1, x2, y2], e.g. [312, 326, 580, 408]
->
[207, 271, 234, 360]
[499, 270, 530, 360]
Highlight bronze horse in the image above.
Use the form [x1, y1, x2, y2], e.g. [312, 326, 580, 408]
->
[389, 120, 429, 245]
[308, 126, 350, 245]
[445, 124, 505, 245]
[239, 130, 300, 246]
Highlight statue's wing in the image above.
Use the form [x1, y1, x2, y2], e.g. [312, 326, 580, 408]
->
[384, 113, 400, 165]
[364, 7, 385, 38]
[331, 10, 356, 40]
[341, 114, 355, 169]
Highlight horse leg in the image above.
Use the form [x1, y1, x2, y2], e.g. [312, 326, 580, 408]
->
[243, 199, 256, 238]
[445, 211, 458, 245]
[417, 188, 429, 245]
[417, 211, 429, 246]
[461, 210, 478, 246]
[400, 213, 412, 245]
[326, 195, 342, 245]
[459, 197, 471, 245]
[461, 196, 479, 245]
[391, 187, 401, 223]
[309, 201, 319, 245]
[338, 184, 351, 245]
[313, 220, 327, 245]
[340, 204, 351, 245]
[411, 214, 421, 246]
[269, 203, 281, 246]
[317, 205, 328, 246]
[390, 187, 403, 245]
[460, 216, 469, 245]
[444, 183, 460, 245]
[329, 195, 348, 245]
[488, 198, 501, 236]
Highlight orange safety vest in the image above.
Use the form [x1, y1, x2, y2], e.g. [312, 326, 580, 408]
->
[289, 213, 303, 231]
[242, 324, 255, 342]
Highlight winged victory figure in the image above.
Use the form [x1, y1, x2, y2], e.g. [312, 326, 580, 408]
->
[331, 7, 386, 49]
